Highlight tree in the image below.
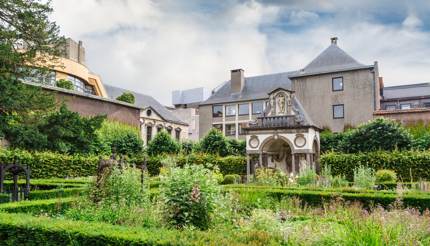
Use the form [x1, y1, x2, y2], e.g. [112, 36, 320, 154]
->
[147, 130, 180, 156]
[341, 118, 412, 153]
[200, 128, 230, 156]
[116, 92, 135, 104]
[56, 79, 74, 90]
[0, 0, 64, 139]
[96, 120, 143, 155]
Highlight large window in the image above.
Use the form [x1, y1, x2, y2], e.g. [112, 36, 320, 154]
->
[332, 77, 344, 91]
[225, 124, 236, 136]
[22, 69, 56, 86]
[400, 103, 411, 110]
[238, 123, 246, 135]
[67, 75, 95, 95]
[252, 101, 264, 115]
[146, 126, 152, 143]
[212, 105, 223, 117]
[333, 104, 344, 119]
[239, 103, 249, 116]
[385, 104, 396, 110]
[225, 105, 236, 117]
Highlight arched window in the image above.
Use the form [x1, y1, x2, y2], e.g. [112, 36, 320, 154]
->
[175, 128, 181, 141]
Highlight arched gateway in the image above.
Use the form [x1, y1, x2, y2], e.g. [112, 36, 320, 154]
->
[243, 88, 321, 181]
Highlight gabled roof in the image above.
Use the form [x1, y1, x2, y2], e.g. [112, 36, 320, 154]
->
[104, 84, 188, 126]
[289, 43, 373, 78]
[200, 71, 295, 105]
[383, 82, 430, 100]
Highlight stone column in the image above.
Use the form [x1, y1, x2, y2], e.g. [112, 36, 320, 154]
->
[259, 153, 263, 168]
[291, 153, 296, 176]
[306, 153, 312, 170]
[246, 155, 251, 183]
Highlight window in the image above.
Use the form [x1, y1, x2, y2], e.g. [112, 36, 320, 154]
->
[333, 104, 344, 119]
[225, 105, 236, 116]
[146, 126, 152, 143]
[225, 124, 236, 136]
[252, 101, 264, 115]
[400, 103, 411, 110]
[238, 103, 249, 116]
[213, 124, 222, 132]
[67, 75, 95, 95]
[22, 68, 56, 86]
[238, 123, 246, 135]
[156, 125, 163, 133]
[175, 129, 181, 141]
[332, 77, 344, 91]
[385, 105, 396, 110]
[166, 126, 173, 135]
[212, 105, 223, 117]
[424, 102, 430, 108]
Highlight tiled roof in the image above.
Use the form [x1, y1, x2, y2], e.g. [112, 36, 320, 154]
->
[200, 72, 295, 105]
[104, 84, 188, 125]
[289, 43, 373, 78]
[383, 83, 430, 100]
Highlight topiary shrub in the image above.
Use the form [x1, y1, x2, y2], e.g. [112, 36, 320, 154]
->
[147, 130, 180, 156]
[222, 174, 241, 184]
[160, 165, 220, 230]
[56, 79, 74, 90]
[116, 92, 135, 104]
[375, 169, 397, 183]
[200, 128, 229, 156]
[341, 118, 412, 153]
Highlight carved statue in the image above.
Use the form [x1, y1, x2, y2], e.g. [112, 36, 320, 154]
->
[277, 94, 286, 114]
[269, 96, 275, 115]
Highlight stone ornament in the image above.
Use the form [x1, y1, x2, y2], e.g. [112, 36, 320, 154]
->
[267, 89, 295, 116]
[249, 135, 260, 148]
[294, 134, 306, 148]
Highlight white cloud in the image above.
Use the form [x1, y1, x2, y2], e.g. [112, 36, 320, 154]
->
[50, 0, 430, 105]
[402, 13, 423, 29]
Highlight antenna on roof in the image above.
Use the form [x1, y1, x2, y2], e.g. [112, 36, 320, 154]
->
[331, 37, 338, 45]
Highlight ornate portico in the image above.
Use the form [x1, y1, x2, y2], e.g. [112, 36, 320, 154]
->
[244, 88, 320, 181]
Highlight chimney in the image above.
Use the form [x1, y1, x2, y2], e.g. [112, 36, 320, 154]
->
[231, 69, 244, 93]
[331, 37, 338, 45]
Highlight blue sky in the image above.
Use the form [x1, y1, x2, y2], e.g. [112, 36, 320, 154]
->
[51, 0, 430, 105]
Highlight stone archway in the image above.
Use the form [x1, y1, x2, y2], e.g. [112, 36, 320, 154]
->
[259, 137, 293, 173]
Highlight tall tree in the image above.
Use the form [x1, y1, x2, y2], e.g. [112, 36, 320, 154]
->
[0, 0, 65, 138]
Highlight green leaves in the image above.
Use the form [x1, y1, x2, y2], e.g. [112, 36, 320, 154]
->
[147, 130, 180, 156]
[116, 92, 135, 104]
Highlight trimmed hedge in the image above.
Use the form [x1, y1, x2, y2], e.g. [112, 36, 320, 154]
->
[0, 197, 75, 214]
[0, 212, 254, 245]
[321, 151, 430, 182]
[147, 154, 246, 176]
[0, 149, 100, 178]
[227, 186, 430, 211]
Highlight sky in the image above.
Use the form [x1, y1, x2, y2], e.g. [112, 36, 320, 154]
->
[50, 0, 430, 105]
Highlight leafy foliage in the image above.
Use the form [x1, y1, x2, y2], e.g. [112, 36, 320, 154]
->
[116, 92, 135, 104]
[96, 121, 143, 155]
[297, 167, 317, 186]
[375, 169, 397, 183]
[160, 165, 220, 229]
[200, 128, 230, 156]
[221, 174, 241, 184]
[227, 138, 246, 156]
[147, 130, 180, 156]
[55, 79, 74, 90]
[353, 166, 376, 189]
[254, 168, 289, 187]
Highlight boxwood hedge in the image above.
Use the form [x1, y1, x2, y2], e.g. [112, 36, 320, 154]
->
[321, 150, 430, 181]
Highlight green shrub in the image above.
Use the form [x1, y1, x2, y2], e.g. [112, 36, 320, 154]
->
[353, 166, 375, 189]
[320, 150, 430, 182]
[160, 165, 220, 230]
[0, 148, 100, 178]
[0, 197, 75, 214]
[227, 138, 246, 156]
[116, 92, 135, 104]
[180, 140, 194, 154]
[376, 169, 397, 183]
[96, 121, 143, 155]
[320, 130, 346, 153]
[342, 118, 412, 153]
[222, 174, 241, 184]
[147, 130, 180, 156]
[297, 167, 317, 186]
[55, 79, 74, 90]
[200, 128, 230, 156]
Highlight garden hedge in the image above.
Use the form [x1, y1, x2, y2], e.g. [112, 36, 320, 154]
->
[227, 186, 430, 211]
[0, 197, 75, 214]
[321, 150, 430, 181]
[0, 149, 99, 178]
[0, 212, 252, 245]
[147, 154, 246, 176]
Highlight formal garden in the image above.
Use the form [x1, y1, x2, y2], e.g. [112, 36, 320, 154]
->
[1, 1, 430, 245]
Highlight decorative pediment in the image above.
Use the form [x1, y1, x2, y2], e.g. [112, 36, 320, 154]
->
[266, 88, 295, 116]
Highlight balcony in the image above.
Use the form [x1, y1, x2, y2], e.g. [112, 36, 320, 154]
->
[246, 115, 304, 129]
